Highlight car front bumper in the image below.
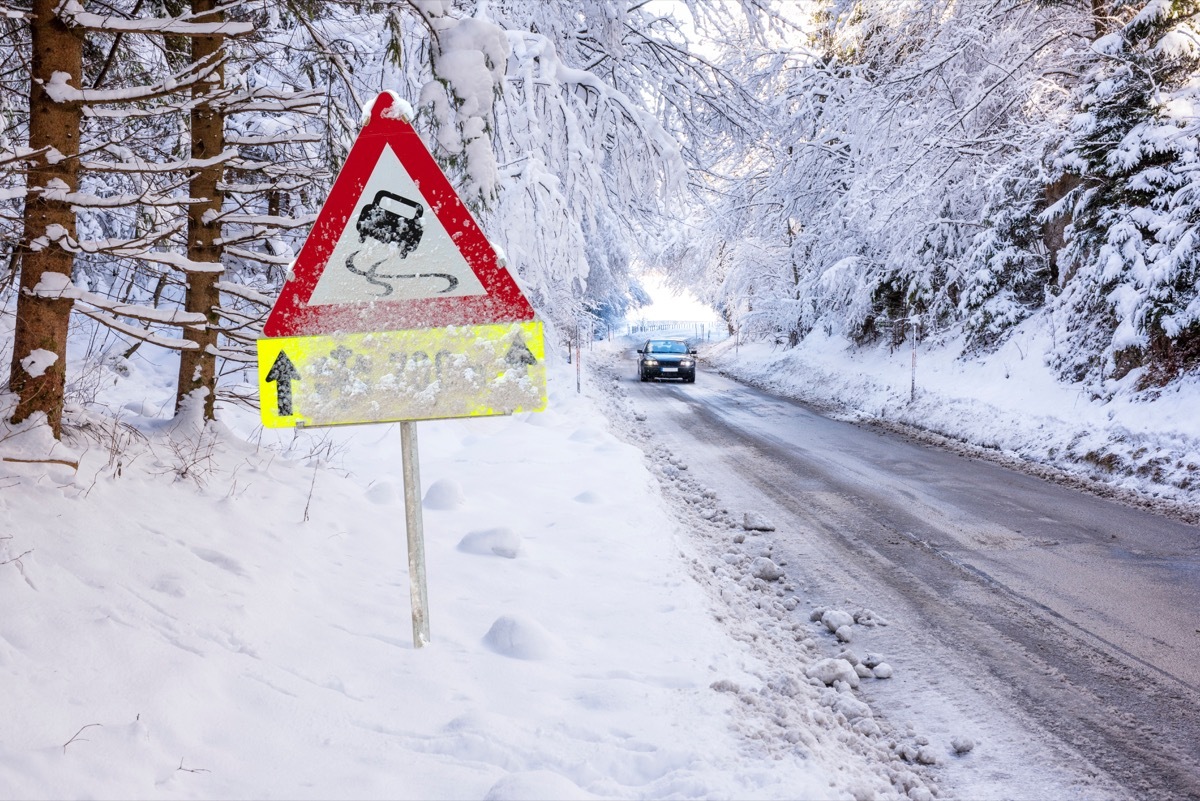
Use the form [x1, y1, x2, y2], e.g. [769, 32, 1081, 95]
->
[641, 361, 695, 380]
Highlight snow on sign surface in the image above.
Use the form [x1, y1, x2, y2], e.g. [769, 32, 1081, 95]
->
[307, 145, 487, 305]
[256, 91, 546, 428]
[263, 91, 534, 337]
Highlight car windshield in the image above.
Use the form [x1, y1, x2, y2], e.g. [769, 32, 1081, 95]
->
[647, 341, 687, 354]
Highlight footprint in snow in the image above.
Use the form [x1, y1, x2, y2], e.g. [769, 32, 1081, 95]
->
[190, 547, 247, 577]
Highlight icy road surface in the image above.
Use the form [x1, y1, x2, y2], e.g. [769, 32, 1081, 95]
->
[608, 348, 1200, 800]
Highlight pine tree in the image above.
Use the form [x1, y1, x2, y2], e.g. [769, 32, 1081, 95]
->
[1054, 1, 1200, 385]
[8, 0, 86, 438]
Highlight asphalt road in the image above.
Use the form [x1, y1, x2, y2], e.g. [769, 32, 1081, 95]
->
[623, 357, 1200, 800]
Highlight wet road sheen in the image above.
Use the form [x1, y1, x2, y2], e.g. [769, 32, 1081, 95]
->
[626, 361, 1200, 800]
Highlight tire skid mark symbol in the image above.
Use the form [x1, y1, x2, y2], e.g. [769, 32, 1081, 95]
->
[345, 251, 458, 298]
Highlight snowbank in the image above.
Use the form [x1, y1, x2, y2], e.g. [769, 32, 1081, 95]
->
[705, 319, 1200, 518]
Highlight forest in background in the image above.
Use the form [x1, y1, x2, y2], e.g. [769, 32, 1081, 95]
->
[683, 0, 1200, 399]
[2, 0, 1198, 438]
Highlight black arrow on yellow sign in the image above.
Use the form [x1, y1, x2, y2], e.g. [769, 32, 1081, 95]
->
[266, 351, 301, 416]
[505, 339, 537, 366]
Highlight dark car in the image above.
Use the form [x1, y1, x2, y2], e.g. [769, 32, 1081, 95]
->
[637, 339, 697, 383]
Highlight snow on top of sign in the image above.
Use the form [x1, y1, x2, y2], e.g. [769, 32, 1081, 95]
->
[362, 90, 413, 125]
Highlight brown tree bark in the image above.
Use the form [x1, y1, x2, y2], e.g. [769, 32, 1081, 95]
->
[9, 0, 85, 438]
[1042, 173, 1080, 287]
[175, 0, 226, 419]
[1091, 0, 1109, 38]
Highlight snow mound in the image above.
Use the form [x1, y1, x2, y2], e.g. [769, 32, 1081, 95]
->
[836, 649, 860, 665]
[750, 556, 784, 581]
[567, 427, 606, 443]
[458, 527, 522, 558]
[483, 615, 554, 660]
[820, 608, 855, 632]
[573, 490, 603, 504]
[365, 480, 398, 505]
[832, 693, 873, 722]
[805, 658, 860, 689]
[854, 608, 889, 627]
[742, 512, 776, 531]
[952, 736, 976, 755]
[423, 477, 466, 510]
[483, 770, 594, 800]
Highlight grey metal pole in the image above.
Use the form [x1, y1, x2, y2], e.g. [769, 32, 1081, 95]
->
[400, 420, 431, 648]
[910, 316, 917, 404]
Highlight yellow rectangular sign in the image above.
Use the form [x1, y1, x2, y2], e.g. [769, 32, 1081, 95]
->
[256, 321, 546, 428]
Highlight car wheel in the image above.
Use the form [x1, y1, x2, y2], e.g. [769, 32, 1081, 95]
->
[685, 374, 695, 383]
[639, 370, 649, 382]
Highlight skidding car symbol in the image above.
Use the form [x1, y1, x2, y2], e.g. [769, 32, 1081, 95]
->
[357, 190, 424, 255]
[346, 190, 458, 296]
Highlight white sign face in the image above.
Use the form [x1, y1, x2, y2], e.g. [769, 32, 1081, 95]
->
[308, 145, 488, 305]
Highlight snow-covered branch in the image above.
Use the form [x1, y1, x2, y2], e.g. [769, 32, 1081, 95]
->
[81, 150, 238, 175]
[44, 52, 227, 106]
[215, 280, 274, 307]
[59, 0, 254, 37]
[74, 308, 200, 350]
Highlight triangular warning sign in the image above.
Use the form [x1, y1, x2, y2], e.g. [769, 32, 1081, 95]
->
[263, 92, 535, 338]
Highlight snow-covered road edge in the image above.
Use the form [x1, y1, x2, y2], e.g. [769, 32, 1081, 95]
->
[582, 347, 944, 801]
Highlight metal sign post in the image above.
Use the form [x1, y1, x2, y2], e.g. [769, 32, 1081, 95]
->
[400, 420, 430, 647]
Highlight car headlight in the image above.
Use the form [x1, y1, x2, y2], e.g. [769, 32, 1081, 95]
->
[643, 358, 658, 365]
[680, 359, 694, 367]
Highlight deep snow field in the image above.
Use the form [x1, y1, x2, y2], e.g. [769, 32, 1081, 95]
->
[705, 318, 1200, 521]
[0, 328, 943, 800]
[2, 307, 1192, 800]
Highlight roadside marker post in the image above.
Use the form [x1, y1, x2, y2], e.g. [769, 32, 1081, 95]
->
[256, 91, 547, 647]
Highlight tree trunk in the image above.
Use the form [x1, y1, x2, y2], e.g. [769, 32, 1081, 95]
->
[175, 0, 226, 419]
[1042, 173, 1080, 287]
[1091, 0, 1109, 38]
[9, 0, 85, 438]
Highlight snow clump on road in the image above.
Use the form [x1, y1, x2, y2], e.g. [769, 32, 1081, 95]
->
[743, 511, 776, 531]
[750, 556, 785, 581]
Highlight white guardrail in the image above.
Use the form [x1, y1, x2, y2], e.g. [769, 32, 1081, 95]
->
[627, 320, 728, 341]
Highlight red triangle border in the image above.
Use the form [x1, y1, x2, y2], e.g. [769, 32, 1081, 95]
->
[263, 92, 534, 338]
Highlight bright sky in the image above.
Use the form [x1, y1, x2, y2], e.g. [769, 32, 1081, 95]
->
[637, 273, 720, 322]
